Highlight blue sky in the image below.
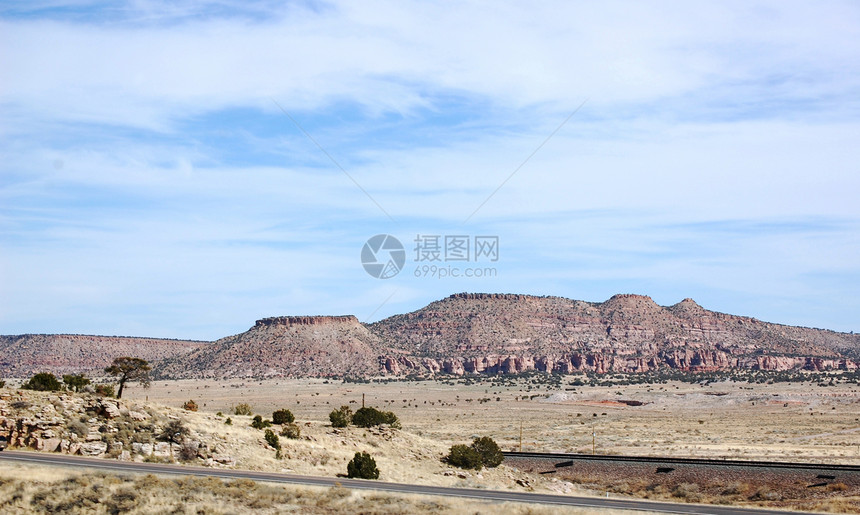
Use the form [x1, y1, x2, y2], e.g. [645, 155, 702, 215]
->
[1, 1, 859, 340]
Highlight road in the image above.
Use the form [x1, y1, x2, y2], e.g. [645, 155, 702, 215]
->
[0, 450, 818, 515]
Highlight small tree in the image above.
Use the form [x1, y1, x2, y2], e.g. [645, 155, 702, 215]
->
[104, 357, 151, 399]
[352, 407, 400, 429]
[63, 374, 91, 392]
[264, 429, 282, 459]
[446, 437, 504, 470]
[471, 436, 504, 468]
[0, 377, 5, 388]
[272, 409, 294, 425]
[347, 451, 379, 479]
[329, 405, 352, 428]
[251, 415, 271, 429]
[446, 444, 482, 470]
[22, 372, 64, 392]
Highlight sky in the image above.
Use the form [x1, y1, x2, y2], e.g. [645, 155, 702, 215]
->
[1, 1, 859, 340]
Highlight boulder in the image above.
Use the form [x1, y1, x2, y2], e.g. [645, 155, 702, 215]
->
[80, 441, 108, 456]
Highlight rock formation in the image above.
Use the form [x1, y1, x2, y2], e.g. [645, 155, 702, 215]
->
[370, 293, 860, 376]
[153, 315, 382, 379]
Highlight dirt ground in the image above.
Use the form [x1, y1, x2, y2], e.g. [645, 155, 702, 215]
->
[126, 377, 860, 464]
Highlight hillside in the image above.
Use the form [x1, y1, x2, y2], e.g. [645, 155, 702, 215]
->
[0, 334, 207, 378]
[4, 293, 859, 379]
[370, 293, 860, 376]
[153, 316, 383, 379]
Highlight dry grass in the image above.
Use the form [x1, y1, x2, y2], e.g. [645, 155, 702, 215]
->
[128, 377, 860, 463]
[0, 462, 657, 514]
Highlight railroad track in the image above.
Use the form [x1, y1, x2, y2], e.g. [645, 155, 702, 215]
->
[503, 451, 860, 472]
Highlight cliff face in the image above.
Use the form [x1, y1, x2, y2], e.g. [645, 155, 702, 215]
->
[153, 315, 382, 379]
[0, 334, 206, 378]
[370, 293, 860, 376]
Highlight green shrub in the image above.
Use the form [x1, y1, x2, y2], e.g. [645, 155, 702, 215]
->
[22, 372, 64, 392]
[0, 377, 5, 388]
[264, 429, 282, 459]
[62, 374, 90, 392]
[272, 409, 294, 425]
[329, 406, 352, 428]
[251, 415, 271, 429]
[225, 417, 232, 425]
[446, 444, 483, 470]
[347, 451, 379, 479]
[280, 423, 301, 439]
[351, 407, 400, 429]
[471, 436, 504, 468]
[94, 384, 115, 397]
[233, 403, 253, 416]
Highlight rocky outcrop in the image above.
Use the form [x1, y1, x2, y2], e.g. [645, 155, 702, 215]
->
[0, 334, 207, 378]
[0, 391, 226, 464]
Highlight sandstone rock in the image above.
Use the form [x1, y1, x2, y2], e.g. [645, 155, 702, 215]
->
[213, 454, 235, 465]
[154, 442, 171, 457]
[128, 411, 148, 421]
[80, 441, 108, 456]
[119, 450, 131, 461]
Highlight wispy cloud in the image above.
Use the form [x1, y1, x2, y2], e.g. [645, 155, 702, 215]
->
[1, 1, 859, 338]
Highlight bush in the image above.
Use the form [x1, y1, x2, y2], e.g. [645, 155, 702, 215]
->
[0, 378, 5, 388]
[446, 444, 483, 470]
[233, 403, 253, 416]
[329, 406, 352, 428]
[225, 417, 232, 425]
[347, 451, 379, 479]
[352, 407, 400, 429]
[94, 384, 115, 397]
[62, 374, 90, 392]
[21, 372, 64, 392]
[471, 436, 503, 468]
[251, 415, 271, 429]
[178, 441, 198, 462]
[182, 400, 198, 412]
[280, 423, 301, 439]
[158, 419, 189, 446]
[272, 409, 294, 425]
[264, 429, 281, 451]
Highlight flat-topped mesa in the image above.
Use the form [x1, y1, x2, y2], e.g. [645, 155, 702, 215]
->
[254, 315, 359, 328]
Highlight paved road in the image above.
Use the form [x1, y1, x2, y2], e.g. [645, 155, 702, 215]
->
[0, 450, 818, 515]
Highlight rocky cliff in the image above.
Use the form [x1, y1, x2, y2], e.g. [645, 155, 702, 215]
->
[0, 334, 207, 378]
[370, 293, 859, 376]
[152, 315, 382, 379]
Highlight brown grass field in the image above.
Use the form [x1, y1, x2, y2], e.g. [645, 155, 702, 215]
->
[128, 377, 860, 463]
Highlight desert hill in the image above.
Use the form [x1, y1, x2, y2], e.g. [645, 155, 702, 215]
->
[0, 334, 206, 378]
[371, 293, 859, 376]
[153, 316, 382, 379]
[3, 293, 858, 379]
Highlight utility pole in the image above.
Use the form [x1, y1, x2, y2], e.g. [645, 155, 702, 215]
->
[519, 420, 523, 452]
[362, 393, 365, 408]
